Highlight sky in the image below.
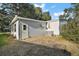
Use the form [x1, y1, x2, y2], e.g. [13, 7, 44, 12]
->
[34, 3, 71, 20]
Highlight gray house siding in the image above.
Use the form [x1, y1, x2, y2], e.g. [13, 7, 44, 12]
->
[28, 26, 47, 37]
[11, 22, 16, 37]
[11, 20, 20, 40]
[11, 15, 60, 40]
[20, 19, 47, 38]
[20, 19, 47, 29]
[19, 21, 28, 39]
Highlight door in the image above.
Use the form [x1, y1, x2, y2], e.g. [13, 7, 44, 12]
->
[21, 23, 28, 39]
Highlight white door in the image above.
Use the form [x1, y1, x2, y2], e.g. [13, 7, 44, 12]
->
[21, 23, 28, 39]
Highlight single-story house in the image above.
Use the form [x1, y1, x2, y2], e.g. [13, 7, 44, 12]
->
[10, 15, 60, 40]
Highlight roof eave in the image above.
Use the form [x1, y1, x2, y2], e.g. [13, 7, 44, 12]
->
[10, 15, 18, 25]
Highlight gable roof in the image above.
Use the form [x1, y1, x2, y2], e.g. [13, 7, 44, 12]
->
[10, 15, 47, 25]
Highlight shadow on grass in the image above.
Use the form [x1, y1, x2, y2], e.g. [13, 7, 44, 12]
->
[0, 41, 71, 56]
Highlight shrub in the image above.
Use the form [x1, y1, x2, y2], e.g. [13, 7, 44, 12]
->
[61, 20, 79, 43]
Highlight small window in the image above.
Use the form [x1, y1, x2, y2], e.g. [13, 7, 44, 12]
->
[23, 25, 26, 30]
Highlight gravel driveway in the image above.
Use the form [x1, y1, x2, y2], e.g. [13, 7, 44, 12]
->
[0, 39, 71, 56]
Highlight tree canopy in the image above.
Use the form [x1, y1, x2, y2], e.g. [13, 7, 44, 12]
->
[0, 3, 51, 32]
[59, 3, 79, 43]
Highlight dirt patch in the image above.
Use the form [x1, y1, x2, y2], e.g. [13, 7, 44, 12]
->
[0, 35, 78, 56]
[22, 36, 79, 55]
[0, 40, 71, 56]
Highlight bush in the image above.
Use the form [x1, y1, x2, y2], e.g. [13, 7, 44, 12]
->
[61, 20, 79, 43]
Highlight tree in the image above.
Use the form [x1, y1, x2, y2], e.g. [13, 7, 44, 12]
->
[60, 3, 79, 43]
[0, 3, 51, 32]
[34, 7, 42, 20]
[42, 12, 51, 21]
[59, 15, 64, 21]
[1, 3, 51, 20]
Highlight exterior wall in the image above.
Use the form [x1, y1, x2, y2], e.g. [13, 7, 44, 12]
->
[11, 16, 60, 40]
[20, 19, 47, 38]
[53, 21, 60, 35]
[20, 21, 29, 39]
[21, 19, 47, 29]
[11, 20, 19, 40]
[16, 21, 19, 40]
[47, 21, 60, 35]
[11, 22, 16, 37]
[29, 26, 47, 37]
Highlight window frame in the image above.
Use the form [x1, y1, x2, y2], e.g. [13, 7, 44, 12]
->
[23, 25, 26, 30]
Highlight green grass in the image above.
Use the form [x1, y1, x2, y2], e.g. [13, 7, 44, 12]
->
[0, 34, 9, 47]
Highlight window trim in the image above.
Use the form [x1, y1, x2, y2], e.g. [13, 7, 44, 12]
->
[23, 25, 26, 30]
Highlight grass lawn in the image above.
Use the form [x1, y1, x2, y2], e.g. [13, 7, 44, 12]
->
[0, 34, 9, 47]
